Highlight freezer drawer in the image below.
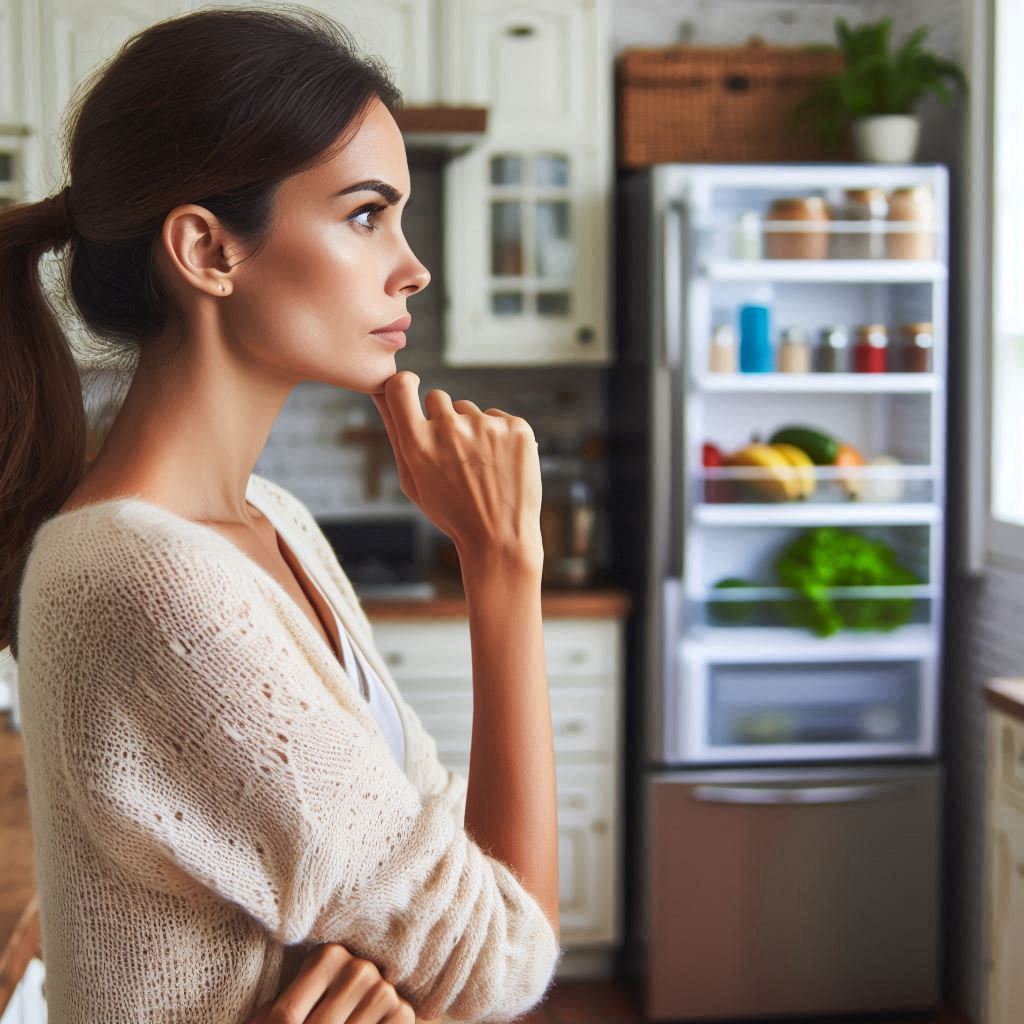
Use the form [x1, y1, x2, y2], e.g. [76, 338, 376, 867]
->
[644, 764, 941, 1020]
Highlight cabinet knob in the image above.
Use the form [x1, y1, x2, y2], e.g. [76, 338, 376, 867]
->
[385, 651, 404, 666]
[576, 325, 595, 345]
[593, 820, 609, 834]
[559, 721, 585, 735]
[569, 649, 587, 664]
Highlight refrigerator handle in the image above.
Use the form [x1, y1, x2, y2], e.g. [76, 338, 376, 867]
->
[692, 781, 916, 806]
[661, 199, 687, 371]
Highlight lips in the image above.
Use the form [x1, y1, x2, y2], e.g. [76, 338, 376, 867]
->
[371, 313, 411, 334]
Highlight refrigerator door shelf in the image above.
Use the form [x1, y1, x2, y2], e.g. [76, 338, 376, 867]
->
[644, 764, 942, 1021]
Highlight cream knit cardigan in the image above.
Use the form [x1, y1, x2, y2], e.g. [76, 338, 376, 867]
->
[14, 472, 561, 1024]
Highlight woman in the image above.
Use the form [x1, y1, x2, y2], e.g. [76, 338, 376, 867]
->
[0, 4, 560, 1022]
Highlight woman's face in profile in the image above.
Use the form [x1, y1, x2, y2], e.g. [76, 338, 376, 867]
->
[212, 95, 430, 394]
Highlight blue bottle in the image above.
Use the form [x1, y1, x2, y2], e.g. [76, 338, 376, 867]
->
[739, 303, 774, 373]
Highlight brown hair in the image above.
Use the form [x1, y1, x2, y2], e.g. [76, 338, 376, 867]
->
[0, 3, 401, 657]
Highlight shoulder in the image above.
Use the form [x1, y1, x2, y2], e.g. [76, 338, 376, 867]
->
[21, 496, 257, 644]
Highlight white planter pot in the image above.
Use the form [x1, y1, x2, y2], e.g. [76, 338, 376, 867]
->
[851, 114, 921, 164]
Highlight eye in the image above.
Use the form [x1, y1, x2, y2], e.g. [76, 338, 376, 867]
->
[349, 203, 387, 233]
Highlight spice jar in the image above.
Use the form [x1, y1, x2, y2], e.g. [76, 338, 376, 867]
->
[886, 185, 936, 260]
[853, 324, 889, 373]
[777, 327, 811, 373]
[898, 322, 934, 372]
[815, 326, 850, 373]
[831, 188, 888, 259]
[764, 196, 830, 260]
[709, 324, 738, 373]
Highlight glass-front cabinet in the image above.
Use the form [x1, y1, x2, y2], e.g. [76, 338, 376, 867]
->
[444, 141, 610, 365]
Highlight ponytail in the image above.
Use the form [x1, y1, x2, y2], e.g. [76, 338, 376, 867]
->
[0, 187, 88, 658]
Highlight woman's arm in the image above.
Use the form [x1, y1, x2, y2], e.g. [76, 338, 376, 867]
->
[459, 549, 559, 942]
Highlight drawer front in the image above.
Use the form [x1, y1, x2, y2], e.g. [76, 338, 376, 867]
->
[994, 710, 1024, 807]
[371, 617, 622, 680]
[400, 685, 616, 760]
[443, 760, 619, 946]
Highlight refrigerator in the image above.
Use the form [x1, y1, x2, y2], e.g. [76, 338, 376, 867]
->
[607, 164, 947, 1020]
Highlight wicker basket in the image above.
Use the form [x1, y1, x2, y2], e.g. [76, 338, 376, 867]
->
[616, 40, 851, 168]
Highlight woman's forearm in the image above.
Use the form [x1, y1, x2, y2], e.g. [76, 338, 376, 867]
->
[458, 548, 560, 942]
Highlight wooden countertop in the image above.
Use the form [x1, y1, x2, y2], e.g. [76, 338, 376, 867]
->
[0, 711, 38, 1015]
[983, 678, 1024, 722]
[361, 572, 632, 620]
[0, 581, 631, 1008]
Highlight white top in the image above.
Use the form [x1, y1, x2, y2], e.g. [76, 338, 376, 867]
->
[306, 562, 407, 771]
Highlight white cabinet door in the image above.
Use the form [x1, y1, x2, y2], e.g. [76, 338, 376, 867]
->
[35, 0, 180, 190]
[0, 0, 30, 125]
[440, 0, 592, 142]
[445, 758, 618, 947]
[324, 0, 436, 104]
[443, 141, 610, 366]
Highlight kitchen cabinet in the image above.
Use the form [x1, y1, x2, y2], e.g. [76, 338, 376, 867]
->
[440, 0, 612, 366]
[300, 0, 438, 104]
[33, 0, 185, 192]
[443, 141, 609, 365]
[0, 0, 33, 126]
[370, 614, 625, 972]
[440, 0, 593, 142]
[982, 681, 1024, 1024]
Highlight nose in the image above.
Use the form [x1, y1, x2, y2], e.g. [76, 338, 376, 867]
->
[401, 254, 431, 296]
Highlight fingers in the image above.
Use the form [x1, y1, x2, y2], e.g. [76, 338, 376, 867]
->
[382, 370, 426, 438]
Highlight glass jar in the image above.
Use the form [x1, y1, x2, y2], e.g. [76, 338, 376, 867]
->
[898, 322, 934, 372]
[815, 326, 850, 373]
[777, 327, 811, 373]
[831, 187, 888, 259]
[538, 450, 602, 587]
[853, 324, 889, 373]
[886, 185, 936, 260]
[709, 324, 738, 373]
[764, 196, 830, 260]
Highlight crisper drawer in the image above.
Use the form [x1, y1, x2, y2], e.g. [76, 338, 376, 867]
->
[371, 617, 622, 680]
[667, 648, 937, 763]
[399, 682, 616, 761]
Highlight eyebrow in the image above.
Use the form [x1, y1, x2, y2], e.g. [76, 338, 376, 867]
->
[333, 179, 404, 205]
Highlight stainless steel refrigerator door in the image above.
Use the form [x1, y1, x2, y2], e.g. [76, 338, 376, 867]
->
[645, 764, 941, 1020]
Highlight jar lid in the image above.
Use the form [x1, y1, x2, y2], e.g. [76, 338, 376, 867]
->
[900, 321, 934, 333]
[768, 196, 828, 216]
[780, 327, 808, 344]
[820, 326, 850, 347]
[845, 187, 886, 202]
[856, 324, 889, 346]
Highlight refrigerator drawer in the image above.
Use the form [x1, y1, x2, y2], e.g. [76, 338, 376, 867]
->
[665, 647, 937, 764]
[644, 764, 942, 1020]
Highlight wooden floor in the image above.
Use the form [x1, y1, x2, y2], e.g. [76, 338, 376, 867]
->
[519, 978, 971, 1024]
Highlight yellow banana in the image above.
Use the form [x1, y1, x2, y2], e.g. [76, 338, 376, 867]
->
[725, 443, 800, 501]
[771, 443, 817, 499]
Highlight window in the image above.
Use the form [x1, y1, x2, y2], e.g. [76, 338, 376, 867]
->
[987, 0, 1024, 569]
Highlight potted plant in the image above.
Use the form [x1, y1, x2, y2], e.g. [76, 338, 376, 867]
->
[793, 17, 967, 163]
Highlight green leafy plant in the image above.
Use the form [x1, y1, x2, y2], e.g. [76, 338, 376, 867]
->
[773, 526, 920, 637]
[793, 16, 968, 151]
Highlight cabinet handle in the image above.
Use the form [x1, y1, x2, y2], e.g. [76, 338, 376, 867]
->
[385, 651, 405, 666]
[576, 325, 595, 345]
[569, 650, 587, 664]
[593, 820, 609, 834]
[506, 24, 536, 37]
[559, 721, 585, 735]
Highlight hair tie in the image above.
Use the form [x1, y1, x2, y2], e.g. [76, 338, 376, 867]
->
[40, 186, 75, 240]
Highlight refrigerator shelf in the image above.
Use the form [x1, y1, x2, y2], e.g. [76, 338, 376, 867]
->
[693, 502, 941, 527]
[680, 623, 934, 659]
[695, 372, 942, 393]
[701, 258, 946, 283]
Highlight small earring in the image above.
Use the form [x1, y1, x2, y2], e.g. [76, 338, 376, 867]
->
[220, 283, 225, 292]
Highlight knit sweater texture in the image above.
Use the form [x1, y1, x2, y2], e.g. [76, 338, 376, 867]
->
[14, 472, 561, 1023]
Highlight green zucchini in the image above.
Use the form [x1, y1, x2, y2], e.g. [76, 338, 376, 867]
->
[768, 426, 840, 465]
